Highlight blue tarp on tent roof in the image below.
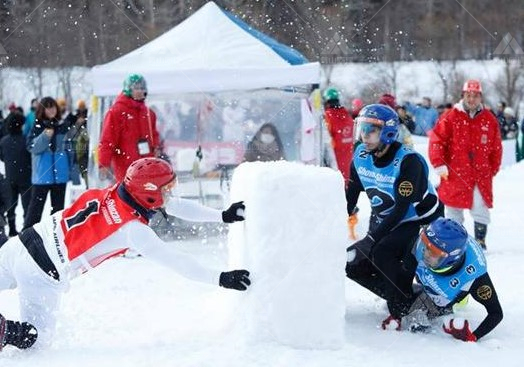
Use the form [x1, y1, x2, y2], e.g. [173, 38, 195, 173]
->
[223, 10, 309, 66]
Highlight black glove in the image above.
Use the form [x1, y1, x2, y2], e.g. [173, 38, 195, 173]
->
[219, 270, 251, 291]
[222, 201, 245, 223]
[4, 320, 38, 349]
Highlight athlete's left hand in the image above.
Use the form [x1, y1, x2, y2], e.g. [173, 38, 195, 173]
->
[443, 318, 477, 342]
[222, 201, 245, 223]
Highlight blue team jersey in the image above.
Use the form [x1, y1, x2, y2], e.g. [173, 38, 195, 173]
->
[353, 144, 437, 224]
[415, 237, 487, 307]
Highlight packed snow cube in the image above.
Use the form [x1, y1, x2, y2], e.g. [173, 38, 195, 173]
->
[228, 161, 348, 349]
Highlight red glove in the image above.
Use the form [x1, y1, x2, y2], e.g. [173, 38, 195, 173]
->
[381, 315, 401, 331]
[442, 319, 477, 342]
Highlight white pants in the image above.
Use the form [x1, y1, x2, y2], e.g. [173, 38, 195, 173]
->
[445, 186, 490, 225]
[0, 237, 67, 347]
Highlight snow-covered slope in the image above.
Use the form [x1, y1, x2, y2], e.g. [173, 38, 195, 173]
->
[1, 147, 523, 367]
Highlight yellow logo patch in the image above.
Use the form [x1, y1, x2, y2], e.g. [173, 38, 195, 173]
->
[477, 285, 492, 300]
[398, 181, 414, 197]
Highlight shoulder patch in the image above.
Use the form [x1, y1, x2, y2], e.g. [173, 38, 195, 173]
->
[477, 285, 492, 300]
[398, 181, 414, 197]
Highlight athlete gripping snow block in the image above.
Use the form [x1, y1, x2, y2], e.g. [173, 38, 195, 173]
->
[0, 157, 250, 350]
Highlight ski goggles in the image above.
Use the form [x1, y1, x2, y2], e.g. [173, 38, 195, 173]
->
[355, 117, 383, 135]
[417, 230, 449, 269]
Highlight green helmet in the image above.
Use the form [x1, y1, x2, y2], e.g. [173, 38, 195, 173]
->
[322, 87, 340, 102]
[123, 74, 147, 97]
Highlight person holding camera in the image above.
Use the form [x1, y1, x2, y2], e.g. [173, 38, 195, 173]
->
[23, 97, 74, 229]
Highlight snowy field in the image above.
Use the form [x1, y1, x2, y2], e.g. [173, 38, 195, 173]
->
[1, 139, 523, 366]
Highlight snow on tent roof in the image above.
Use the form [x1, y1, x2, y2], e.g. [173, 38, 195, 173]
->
[91, 1, 320, 96]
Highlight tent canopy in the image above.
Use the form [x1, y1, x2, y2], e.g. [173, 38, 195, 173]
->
[91, 1, 320, 96]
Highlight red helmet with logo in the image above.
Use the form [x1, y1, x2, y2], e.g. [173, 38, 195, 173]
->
[124, 158, 175, 210]
[462, 79, 482, 94]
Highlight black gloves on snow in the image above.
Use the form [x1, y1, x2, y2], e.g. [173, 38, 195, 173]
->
[222, 201, 245, 223]
[219, 270, 251, 291]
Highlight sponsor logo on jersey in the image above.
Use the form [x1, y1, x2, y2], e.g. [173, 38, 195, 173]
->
[423, 272, 447, 297]
[105, 199, 122, 224]
[357, 166, 395, 183]
[477, 285, 492, 300]
[398, 181, 413, 196]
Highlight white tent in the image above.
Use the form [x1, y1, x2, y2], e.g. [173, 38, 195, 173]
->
[91, 2, 320, 96]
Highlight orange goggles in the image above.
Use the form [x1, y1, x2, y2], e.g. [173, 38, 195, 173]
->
[419, 230, 448, 266]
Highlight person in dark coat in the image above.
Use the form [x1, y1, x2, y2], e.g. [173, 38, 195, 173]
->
[0, 112, 32, 236]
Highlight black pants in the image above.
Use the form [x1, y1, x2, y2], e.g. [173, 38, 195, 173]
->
[23, 184, 67, 229]
[6, 181, 32, 224]
[346, 221, 421, 318]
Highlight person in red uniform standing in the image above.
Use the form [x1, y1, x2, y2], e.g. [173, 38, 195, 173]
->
[428, 80, 502, 250]
[98, 74, 161, 182]
[322, 88, 354, 186]
[322, 88, 358, 238]
[0, 157, 250, 351]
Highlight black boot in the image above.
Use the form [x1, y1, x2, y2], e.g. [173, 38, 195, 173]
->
[474, 222, 487, 250]
[0, 314, 38, 350]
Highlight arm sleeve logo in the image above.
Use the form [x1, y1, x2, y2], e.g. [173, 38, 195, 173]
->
[477, 285, 493, 300]
[398, 181, 414, 197]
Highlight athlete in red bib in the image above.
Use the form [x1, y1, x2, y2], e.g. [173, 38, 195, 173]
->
[0, 157, 250, 351]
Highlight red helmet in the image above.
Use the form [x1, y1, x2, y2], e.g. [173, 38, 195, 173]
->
[124, 158, 175, 210]
[462, 79, 482, 94]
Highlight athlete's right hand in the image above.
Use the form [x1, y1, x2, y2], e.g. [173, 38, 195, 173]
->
[219, 270, 251, 291]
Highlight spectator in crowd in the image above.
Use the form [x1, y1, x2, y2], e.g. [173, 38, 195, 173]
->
[517, 117, 524, 162]
[345, 104, 443, 327]
[350, 98, 364, 119]
[98, 74, 161, 182]
[0, 157, 250, 350]
[2, 103, 24, 139]
[396, 105, 416, 133]
[495, 101, 506, 120]
[243, 123, 285, 162]
[428, 80, 502, 250]
[405, 97, 439, 136]
[0, 112, 32, 237]
[23, 98, 39, 137]
[23, 97, 73, 229]
[501, 107, 518, 139]
[322, 87, 354, 186]
[378, 93, 396, 109]
[65, 100, 90, 188]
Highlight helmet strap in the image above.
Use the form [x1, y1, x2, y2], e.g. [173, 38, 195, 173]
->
[117, 183, 157, 220]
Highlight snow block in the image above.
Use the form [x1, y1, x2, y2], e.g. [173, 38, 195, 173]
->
[228, 161, 347, 349]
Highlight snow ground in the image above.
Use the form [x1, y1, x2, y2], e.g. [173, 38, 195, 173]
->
[1, 139, 523, 366]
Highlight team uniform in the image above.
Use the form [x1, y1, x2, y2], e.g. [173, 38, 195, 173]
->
[324, 105, 354, 185]
[345, 104, 443, 321]
[0, 158, 250, 350]
[405, 218, 503, 341]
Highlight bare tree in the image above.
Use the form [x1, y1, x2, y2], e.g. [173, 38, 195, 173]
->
[492, 59, 524, 109]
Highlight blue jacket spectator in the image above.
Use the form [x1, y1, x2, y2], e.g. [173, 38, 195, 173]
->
[24, 97, 73, 229]
[23, 98, 39, 137]
[405, 97, 439, 136]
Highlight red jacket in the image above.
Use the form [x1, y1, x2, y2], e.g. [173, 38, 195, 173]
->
[98, 94, 160, 181]
[428, 103, 502, 209]
[324, 106, 354, 185]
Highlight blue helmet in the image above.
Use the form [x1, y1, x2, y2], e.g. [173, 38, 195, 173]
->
[417, 217, 468, 270]
[355, 103, 399, 145]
